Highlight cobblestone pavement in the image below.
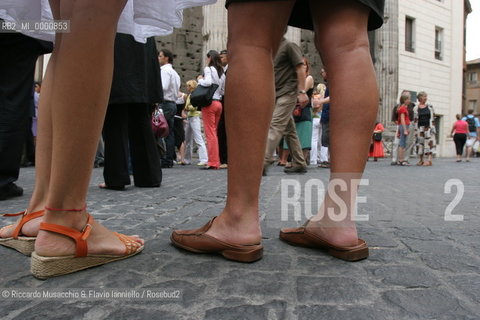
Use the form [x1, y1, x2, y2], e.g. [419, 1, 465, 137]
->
[1, 158, 479, 319]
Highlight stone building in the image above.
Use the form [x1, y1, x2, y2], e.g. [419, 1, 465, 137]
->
[465, 58, 480, 115]
[156, 0, 470, 157]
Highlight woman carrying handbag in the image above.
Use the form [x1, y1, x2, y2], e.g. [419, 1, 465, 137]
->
[197, 50, 225, 170]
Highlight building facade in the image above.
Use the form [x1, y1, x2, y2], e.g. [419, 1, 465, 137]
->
[465, 59, 480, 114]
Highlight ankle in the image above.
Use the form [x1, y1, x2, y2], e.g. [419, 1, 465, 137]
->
[43, 210, 89, 231]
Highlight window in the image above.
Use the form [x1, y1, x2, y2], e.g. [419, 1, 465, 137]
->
[470, 100, 478, 111]
[468, 72, 478, 83]
[435, 27, 443, 60]
[405, 17, 415, 52]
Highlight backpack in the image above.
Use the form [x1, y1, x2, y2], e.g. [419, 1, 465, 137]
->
[466, 117, 476, 132]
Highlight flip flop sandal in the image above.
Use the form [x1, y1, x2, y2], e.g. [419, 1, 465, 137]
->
[30, 213, 144, 279]
[279, 220, 368, 262]
[0, 210, 45, 255]
[170, 217, 263, 263]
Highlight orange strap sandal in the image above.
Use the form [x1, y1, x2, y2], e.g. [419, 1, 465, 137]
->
[30, 213, 144, 279]
[0, 210, 45, 255]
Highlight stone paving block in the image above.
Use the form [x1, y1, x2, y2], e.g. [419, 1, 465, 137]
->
[106, 306, 178, 320]
[296, 276, 375, 304]
[366, 248, 418, 264]
[382, 288, 478, 319]
[292, 256, 368, 277]
[0, 301, 34, 320]
[160, 259, 223, 279]
[12, 301, 91, 320]
[204, 300, 287, 320]
[295, 304, 407, 320]
[217, 270, 290, 299]
[418, 252, 480, 273]
[448, 274, 480, 304]
[367, 265, 442, 288]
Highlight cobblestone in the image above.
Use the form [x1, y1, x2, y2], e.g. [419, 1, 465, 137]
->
[1, 158, 479, 319]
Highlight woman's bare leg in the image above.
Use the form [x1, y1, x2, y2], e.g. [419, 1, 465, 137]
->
[306, 0, 378, 246]
[0, 0, 61, 238]
[204, 1, 295, 244]
[33, 0, 143, 257]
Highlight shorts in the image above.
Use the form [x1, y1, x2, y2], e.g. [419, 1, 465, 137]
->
[398, 125, 409, 148]
[225, 0, 385, 31]
[466, 136, 476, 148]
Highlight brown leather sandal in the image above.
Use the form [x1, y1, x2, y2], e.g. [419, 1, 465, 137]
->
[0, 210, 45, 255]
[170, 217, 263, 263]
[30, 213, 144, 279]
[279, 222, 368, 262]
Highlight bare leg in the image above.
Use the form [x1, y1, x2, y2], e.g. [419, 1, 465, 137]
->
[306, 0, 378, 246]
[30, 0, 142, 257]
[281, 149, 290, 165]
[203, 1, 295, 244]
[0, 1, 62, 238]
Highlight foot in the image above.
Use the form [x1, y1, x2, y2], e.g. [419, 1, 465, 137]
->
[0, 182, 23, 201]
[98, 183, 125, 190]
[203, 212, 262, 246]
[284, 165, 307, 174]
[35, 212, 144, 257]
[304, 218, 359, 248]
[0, 209, 44, 238]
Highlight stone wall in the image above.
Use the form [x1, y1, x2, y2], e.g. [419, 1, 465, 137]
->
[154, 7, 206, 89]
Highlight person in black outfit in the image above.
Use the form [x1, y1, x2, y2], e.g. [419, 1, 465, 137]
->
[218, 49, 229, 168]
[0, 33, 52, 200]
[99, 34, 163, 190]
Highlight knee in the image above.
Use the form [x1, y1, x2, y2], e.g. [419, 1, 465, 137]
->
[314, 26, 370, 64]
[74, 0, 126, 24]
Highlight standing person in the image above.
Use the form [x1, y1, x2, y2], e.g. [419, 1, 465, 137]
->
[198, 50, 225, 170]
[0, 0, 213, 278]
[218, 49, 229, 169]
[413, 91, 436, 166]
[174, 92, 187, 165]
[310, 83, 329, 165]
[450, 114, 469, 162]
[284, 57, 314, 163]
[391, 90, 415, 165]
[368, 122, 384, 161]
[158, 49, 181, 168]
[0, 33, 52, 200]
[32, 82, 41, 146]
[397, 93, 411, 166]
[171, 0, 384, 262]
[99, 34, 163, 190]
[262, 36, 309, 175]
[319, 68, 331, 168]
[183, 80, 209, 166]
[463, 109, 480, 162]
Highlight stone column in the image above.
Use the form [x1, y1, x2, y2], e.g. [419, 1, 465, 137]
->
[373, 0, 399, 125]
[202, 0, 228, 63]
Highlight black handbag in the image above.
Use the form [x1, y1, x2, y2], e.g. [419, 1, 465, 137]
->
[190, 83, 219, 109]
[373, 132, 382, 141]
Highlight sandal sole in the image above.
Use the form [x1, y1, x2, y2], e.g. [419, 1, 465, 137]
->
[30, 245, 144, 279]
[0, 237, 36, 256]
[170, 235, 263, 263]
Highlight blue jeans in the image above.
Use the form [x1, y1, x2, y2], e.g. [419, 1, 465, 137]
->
[398, 125, 409, 148]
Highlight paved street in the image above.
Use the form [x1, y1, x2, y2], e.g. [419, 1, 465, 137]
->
[1, 158, 479, 319]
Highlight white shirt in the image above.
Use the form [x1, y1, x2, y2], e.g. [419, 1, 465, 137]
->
[160, 63, 181, 102]
[198, 66, 225, 100]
